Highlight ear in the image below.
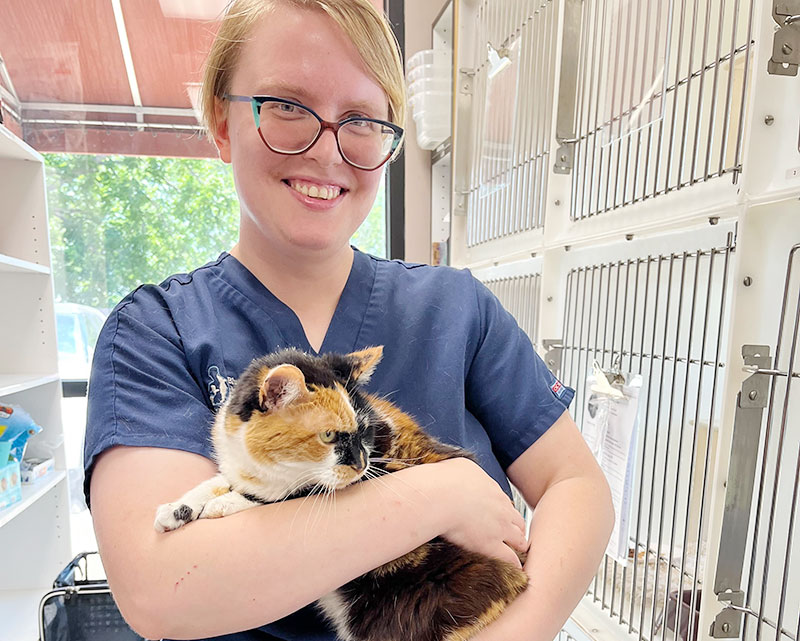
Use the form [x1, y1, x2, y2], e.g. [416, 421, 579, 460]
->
[347, 346, 384, 385]
[259, 364, 307, 412]
[212, 96, 232, 164]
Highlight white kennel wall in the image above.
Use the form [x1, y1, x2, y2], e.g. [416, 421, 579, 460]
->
[445, 0, 800, 640]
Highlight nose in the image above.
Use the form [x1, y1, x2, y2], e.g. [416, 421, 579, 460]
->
[349, 444, 367, 474]
[304, 126, 343, 167]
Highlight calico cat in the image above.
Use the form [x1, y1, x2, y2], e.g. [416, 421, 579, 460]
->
[154, 346, 528, 641]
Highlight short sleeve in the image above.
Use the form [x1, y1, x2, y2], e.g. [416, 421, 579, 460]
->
[465, 277, 574, 469]
[83, 286, 214, 507]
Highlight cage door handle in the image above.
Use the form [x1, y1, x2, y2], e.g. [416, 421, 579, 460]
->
[710, 345, 772, 638]
[553, 0, 582, 174]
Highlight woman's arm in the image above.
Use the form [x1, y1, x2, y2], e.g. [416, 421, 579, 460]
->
[91, 445, 526, 640]
[470, 411, 615, 641]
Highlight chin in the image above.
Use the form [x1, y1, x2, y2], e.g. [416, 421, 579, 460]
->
[288, 234, 352, 255]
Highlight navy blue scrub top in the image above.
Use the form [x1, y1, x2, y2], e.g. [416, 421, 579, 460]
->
[84, 248, 574, 641]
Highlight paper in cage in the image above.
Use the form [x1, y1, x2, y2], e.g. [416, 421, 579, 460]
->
[581, 362, 643, 565]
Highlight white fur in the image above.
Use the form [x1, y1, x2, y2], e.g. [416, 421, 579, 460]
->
[155, 378, 359, 533]
[316, 590, 355, 641]
[212, 404, 340, 502]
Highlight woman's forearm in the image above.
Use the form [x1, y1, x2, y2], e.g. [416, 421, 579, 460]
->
[472, 474, 614, 641]
[92, 448, 523, 640]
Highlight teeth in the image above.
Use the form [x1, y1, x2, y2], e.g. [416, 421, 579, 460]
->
[289, 181, 341, 200]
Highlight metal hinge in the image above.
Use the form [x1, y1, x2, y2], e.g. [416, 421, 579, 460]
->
[768, 1, 800, 76]
[553, 0, 582, 174]
[458, 68, 474, 96]
[710, 591, 745, 638]
[542, 339, 563, 376]
[710, 345, 772, 639]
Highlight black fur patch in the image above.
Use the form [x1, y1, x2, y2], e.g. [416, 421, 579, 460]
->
[173, 504, 193, 522]
[228, 349, 366, 422]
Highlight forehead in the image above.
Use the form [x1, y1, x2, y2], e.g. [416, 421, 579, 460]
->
[232, 7, 388, 117]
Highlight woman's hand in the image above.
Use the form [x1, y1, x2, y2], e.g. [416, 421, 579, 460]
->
[427, 457, 528, 568]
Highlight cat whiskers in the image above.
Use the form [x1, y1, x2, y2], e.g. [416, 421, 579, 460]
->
[360, 466, 409, 504]
[368, 455, 426, 468]
[287, 477, 328, 537]
[305, 483, 336, 544]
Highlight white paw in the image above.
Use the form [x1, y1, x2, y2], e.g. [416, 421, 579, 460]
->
[201, 495, 239, 519]
[154, 502, 195, 533]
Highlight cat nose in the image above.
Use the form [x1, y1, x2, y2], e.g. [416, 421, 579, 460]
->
[350, 449, 367, 474]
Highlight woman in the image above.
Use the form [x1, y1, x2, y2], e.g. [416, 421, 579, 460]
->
[85, 1, 614, 639]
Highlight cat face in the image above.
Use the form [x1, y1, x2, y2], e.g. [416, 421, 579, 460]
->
[221, 348, 385, 495]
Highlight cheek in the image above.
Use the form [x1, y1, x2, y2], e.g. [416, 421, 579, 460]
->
[355, 169, 383, 203]
[244, 419, 329, 464]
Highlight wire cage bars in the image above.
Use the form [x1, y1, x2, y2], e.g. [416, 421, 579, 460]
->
[482, 272, 542, 348]
[464, 0, 559, 247]
[565, 0, 756, 220]
[733, 243, 800, 641]
[557, 229, 736, 641]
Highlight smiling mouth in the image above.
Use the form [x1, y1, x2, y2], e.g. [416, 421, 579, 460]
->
[284, 179, 345, 201]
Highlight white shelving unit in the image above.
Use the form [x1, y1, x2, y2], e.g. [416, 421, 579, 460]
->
[0, 124, 72, 641]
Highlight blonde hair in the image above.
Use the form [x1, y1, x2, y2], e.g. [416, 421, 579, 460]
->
[201, 0, 406, 139]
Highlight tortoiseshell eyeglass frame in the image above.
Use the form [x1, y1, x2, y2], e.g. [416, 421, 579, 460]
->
[223, 94, 404, 171]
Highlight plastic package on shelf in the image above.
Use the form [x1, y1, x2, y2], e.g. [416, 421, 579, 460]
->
[0, 459, 22, 510]
[405, 48, 450, 73]
[408, 77, 451, 97]
[407, 61, 450, 84]
[0, 403, 43, 463]
[405, 48, 452, 150]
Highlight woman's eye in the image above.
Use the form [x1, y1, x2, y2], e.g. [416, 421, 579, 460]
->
[320, 430, 337, 443]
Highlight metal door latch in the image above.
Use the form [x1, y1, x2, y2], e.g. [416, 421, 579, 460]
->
[769, 1, 800, 76]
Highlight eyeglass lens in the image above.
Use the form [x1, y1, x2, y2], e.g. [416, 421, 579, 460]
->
[259, 101, 395, 169]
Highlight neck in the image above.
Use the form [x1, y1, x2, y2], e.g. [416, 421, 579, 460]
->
[229, 239, 355, 352]
[231, 241, 353, 301]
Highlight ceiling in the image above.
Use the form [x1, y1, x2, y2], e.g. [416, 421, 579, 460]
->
[0, 0, 230, 158]
[1, 0, 389, 159]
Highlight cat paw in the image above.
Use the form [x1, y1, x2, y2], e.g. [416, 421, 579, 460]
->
[154, 502, 195, 532]
[201, 495, 239, 519]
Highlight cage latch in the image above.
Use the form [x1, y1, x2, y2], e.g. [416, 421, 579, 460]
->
[709, 345, 772, 639]
[710, 590, 744, 638]
[458, 68, 474, 97]
[553, 0, 582, 174]
[768, 1, 800, 76]
[542, 339, 563, 376]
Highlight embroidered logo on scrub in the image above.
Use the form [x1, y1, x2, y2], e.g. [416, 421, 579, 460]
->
[550, 378, 567, 398]
[208, 366, 236, 408]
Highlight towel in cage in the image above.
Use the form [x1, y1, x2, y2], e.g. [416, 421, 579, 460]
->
[38, 551, 144, 641]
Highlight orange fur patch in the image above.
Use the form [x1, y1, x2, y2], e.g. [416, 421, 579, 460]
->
[369, 396, 455, 468]
[443, 599, 507, 641]
[242, 383, 358, 465]
[211, 484, 231, 498]
[371, 544, 429, 577]
[224, 413, 244, 438]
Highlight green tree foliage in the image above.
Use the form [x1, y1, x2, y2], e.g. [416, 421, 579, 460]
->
[45, 154, 387, 310]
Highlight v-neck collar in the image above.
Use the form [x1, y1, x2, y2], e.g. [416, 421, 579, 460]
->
[216, 248, 377, 355]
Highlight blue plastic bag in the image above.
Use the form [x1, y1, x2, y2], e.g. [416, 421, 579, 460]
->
[0, 404, 43, 462]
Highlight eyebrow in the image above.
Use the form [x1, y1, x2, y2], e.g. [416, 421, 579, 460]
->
[255, 82, 387, 118]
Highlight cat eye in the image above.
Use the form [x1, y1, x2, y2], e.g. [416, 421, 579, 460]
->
[320, 430, 337, 443]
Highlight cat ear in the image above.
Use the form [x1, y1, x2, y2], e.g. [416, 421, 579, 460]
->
[259, 364, 307, 412]
[347, 346, 384, 385]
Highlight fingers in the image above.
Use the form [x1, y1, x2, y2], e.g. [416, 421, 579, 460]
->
[495, 542, 524, 569]
[504, 522, 528, 556]
[512, 509, 527, 537]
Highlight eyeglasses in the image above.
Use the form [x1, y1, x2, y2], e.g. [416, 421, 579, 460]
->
[224, 94, 404, 171]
